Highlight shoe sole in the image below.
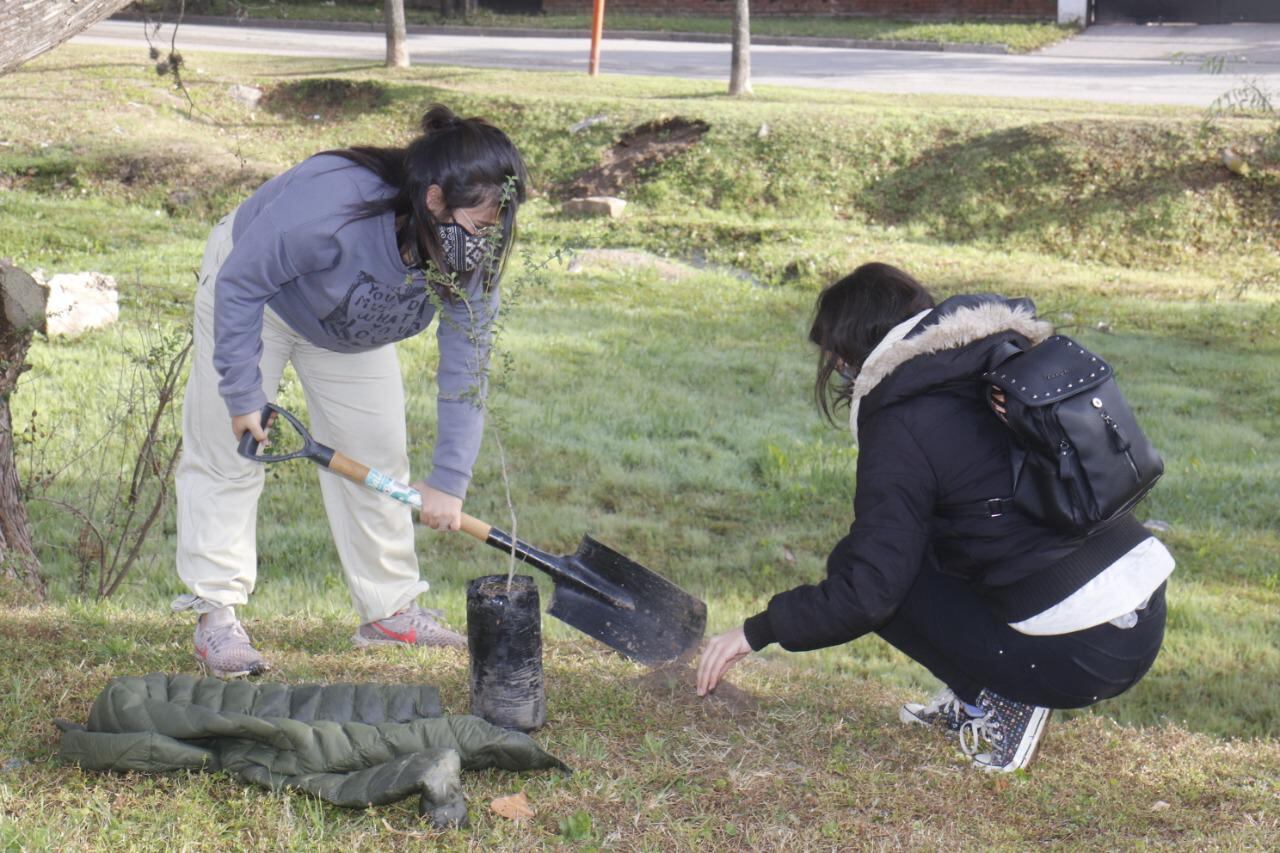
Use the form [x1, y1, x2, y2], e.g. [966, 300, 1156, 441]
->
[351, 632, 466, 650]
[899, 703, 930, 726]
[975, 707, 1052, 772]
[195, 656, 269, 679]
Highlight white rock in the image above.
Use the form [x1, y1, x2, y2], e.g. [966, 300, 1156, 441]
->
[562, 196, 627, 218]
[569, 114, 608, 134]
[39, 272, 119, 337]
[565, 248, 695, 281]
[228, 84, 263, 109]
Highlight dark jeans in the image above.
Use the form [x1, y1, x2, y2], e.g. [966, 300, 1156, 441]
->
[876, 568, 1167, 709]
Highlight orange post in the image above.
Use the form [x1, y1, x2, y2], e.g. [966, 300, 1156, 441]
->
[589, 0, 606, 76]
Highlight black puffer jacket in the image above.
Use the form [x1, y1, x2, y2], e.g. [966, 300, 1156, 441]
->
[747, 294, 1094, 652]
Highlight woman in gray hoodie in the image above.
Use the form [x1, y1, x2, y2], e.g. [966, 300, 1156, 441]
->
[172, 105, 528, 677]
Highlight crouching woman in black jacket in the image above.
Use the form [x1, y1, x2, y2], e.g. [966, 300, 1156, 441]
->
[696, 262, 1172, 772]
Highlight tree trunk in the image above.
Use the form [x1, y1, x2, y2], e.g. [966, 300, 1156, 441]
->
[385, 0, 410, 69]
[0, 0, 137, 76]
[729, 0, 752, 96]
[0, 261, 47, 598]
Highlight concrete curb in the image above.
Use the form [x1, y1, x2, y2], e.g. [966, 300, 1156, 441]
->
[107, 12, 1011, 56]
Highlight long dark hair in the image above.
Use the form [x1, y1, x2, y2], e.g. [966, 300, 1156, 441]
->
[322, 104, 528, 290]
[809, 262, 936, 424]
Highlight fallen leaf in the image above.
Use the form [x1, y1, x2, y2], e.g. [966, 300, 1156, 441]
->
[491, 792, 535, 821]
[1150, 800, 1171, 812]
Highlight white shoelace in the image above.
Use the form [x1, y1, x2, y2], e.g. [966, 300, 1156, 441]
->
[959, 716, 1001, 757]
[925, 688, 964, 719]
[204, 620, 250, 651]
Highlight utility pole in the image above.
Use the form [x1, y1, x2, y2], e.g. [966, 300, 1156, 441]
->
[589, 0, 606, 76]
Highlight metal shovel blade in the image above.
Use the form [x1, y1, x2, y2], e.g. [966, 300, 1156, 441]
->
[478, 527, 707, 665]
[546, 536, 707, 665]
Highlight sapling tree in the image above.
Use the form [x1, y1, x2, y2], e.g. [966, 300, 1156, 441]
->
[21, 323, 192, 600]
[426, 177, 567, 584]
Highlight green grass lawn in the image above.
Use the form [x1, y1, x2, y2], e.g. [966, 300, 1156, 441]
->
[125, 1, 1078, 53]
[1, 45, 1278, 847]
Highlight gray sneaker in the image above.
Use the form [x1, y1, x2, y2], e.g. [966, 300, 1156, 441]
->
[899, 687, 979, 736]
[194, 612, 270, 678]
[354, 606, 466, 649]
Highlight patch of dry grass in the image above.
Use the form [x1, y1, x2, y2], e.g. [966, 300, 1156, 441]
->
[1, 605, 1277, 849]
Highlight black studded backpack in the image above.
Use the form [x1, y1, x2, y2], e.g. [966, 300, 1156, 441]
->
[972, 335, 1164, 531]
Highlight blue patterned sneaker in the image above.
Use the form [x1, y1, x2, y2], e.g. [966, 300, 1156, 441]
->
[193, 609, 269, 678]
[354, 606, 466, 649]
[899, 687, 980, 736]
[959, 689, 1052, 772]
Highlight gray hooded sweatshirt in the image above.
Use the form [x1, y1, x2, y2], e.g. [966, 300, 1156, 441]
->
[214, 154, 496, 498]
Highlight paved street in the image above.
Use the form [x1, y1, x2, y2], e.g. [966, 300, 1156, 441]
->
[75, 19, 1280, 107]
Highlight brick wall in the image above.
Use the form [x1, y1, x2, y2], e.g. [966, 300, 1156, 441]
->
[540, 0, 1056, 18]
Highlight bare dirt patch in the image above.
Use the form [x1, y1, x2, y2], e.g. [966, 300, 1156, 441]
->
[261, 78, 390, 121]
[566, 116, 710, 199]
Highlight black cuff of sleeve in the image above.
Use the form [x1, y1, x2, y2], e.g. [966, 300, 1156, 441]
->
[742, 611, 776, 651]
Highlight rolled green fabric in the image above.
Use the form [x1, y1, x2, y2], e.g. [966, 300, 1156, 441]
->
[58, 673, 566, 827]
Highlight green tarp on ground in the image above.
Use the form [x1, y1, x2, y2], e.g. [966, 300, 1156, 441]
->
[56, 673, 566, 826]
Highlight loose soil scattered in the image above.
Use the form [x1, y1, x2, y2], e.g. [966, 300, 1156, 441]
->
[631, 653, 758, 715]
[566, 116, 710, 199]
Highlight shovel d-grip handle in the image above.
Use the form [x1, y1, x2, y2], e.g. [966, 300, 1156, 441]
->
[236, 403, 335, 465]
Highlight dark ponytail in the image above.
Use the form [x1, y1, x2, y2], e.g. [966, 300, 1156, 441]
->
[321, 104, 529, 290]
[809, 263, 936, 424]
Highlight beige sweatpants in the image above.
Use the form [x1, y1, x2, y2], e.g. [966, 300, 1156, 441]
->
[174, 212, 429, 622]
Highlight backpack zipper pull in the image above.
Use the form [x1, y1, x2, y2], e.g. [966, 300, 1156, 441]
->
[1100, 411, 1132, 452]
[1058, 440, 1074, 478]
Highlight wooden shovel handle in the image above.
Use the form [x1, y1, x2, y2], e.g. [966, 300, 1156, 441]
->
[327, 450, 369, 484]
[459, 514, 492, 541]
[328, 450, 494, 541]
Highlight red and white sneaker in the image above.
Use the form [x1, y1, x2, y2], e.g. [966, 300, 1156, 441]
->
[353, 606, 466, 649]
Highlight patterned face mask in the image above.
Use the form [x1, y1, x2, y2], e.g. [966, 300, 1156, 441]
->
[435, 222, 492, 273]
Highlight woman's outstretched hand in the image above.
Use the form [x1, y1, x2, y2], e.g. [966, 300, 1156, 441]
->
[414, 483, 463, 531]
[696, 626, 752, 696]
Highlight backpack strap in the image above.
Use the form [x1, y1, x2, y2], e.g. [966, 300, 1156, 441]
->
[985, 339, 1024, 372]
[936, 496, 1016, 518]
[985, 514, 1151, 623]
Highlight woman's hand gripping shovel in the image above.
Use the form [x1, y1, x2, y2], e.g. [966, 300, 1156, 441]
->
[239, 403, 706, 664]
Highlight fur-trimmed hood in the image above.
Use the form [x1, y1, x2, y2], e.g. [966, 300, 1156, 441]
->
[849, 294, 1053, 442]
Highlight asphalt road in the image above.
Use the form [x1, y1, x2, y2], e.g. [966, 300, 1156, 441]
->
[75, 19, 1280, 108]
